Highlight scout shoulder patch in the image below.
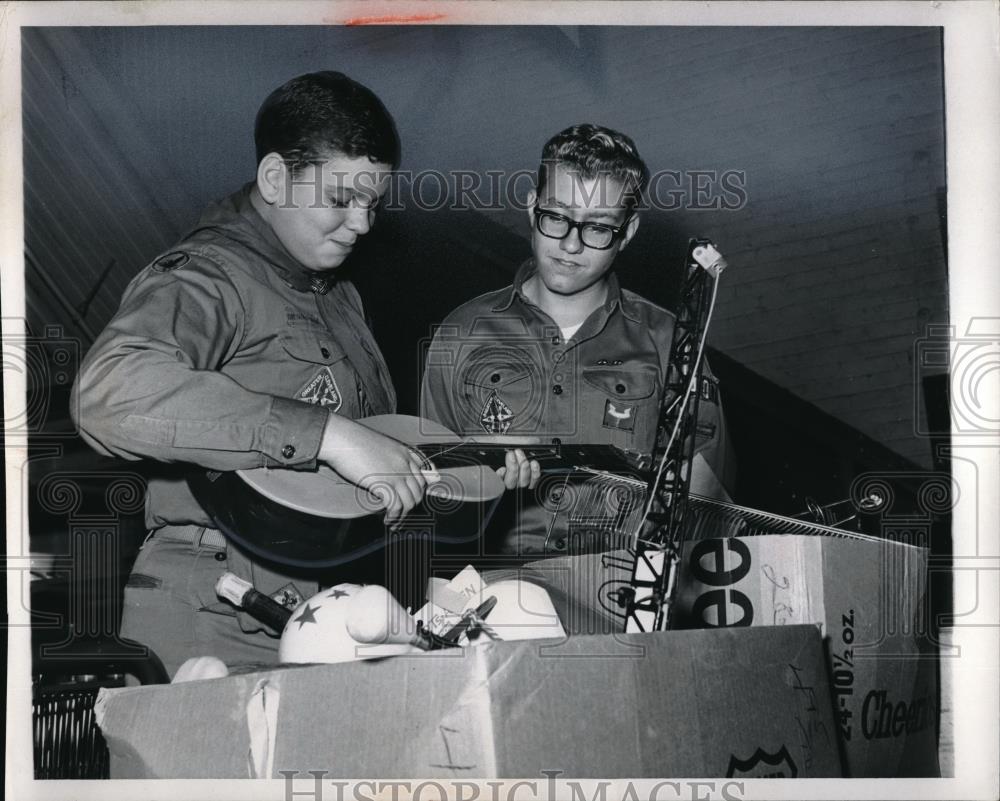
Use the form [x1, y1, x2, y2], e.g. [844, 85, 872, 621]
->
[152, 251, 190, 273]
[603, 400, 636, 431]
[297, 367, 343, 410]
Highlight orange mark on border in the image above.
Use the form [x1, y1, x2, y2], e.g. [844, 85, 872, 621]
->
[343, 13, 448, 26]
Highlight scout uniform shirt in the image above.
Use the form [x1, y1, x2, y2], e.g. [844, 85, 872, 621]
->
[420, 259, 732, 555]
[74, 184, 395, 514]
[71, 185, 397, 661]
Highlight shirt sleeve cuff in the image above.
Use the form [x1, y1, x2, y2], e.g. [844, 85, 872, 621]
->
[256, 396, 329, 470]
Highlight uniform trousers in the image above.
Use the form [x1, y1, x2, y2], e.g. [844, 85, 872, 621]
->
[119, 532, 308, 677]
[120, 525, 434, 678]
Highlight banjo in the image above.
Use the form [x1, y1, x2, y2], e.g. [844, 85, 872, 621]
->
[188, 414, 643, 568]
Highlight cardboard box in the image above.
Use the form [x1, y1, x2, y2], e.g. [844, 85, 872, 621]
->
[672, 532, 939, 778]
[96, 625, 841, 778]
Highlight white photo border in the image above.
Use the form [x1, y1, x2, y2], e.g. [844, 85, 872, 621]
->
[3, 2, 998, 800]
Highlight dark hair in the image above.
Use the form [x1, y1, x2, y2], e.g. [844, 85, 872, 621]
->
[254, 71, 401, 172]
[537, 124, 649, 209]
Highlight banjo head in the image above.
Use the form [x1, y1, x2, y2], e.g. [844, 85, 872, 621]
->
[238, 463, 374, 519]
[236, 462, 504, 519]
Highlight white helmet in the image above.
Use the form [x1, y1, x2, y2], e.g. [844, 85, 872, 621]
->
[466, 580, 566, 644]
[278, 583, 424, 665]
[279, 579, 566, 664]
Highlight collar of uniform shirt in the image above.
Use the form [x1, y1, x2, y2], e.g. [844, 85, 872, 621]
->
[491, 258, 640, 324]
[227, 182, 336, 295]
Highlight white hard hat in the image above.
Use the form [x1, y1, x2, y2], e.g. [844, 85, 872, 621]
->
[469, 579, 566, 644]
[278, 583, 424, 665]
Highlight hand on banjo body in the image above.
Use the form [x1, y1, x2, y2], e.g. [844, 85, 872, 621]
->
[319, 413, 440, 526]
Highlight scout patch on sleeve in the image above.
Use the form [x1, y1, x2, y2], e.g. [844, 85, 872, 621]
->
[480, 390, 514, 434]
[296, 367, 343, 410]
[603, 399, 636, 431]
[151, 251, 190, 272]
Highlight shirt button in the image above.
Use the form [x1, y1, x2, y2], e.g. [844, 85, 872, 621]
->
[320, 347, 330, 359]
[615, 383, 626, 394]
[551, 336, 560, 345]
[281, 445, 296, 459]
[553, 351, 565, 363]
[491, 373, 501, 384]
[554, 373, 564, 382]
[551, 437, 562, 446]
[552, 384, 563, 395]
[553, 537, 567, 551]
[214, 551, 226, 562]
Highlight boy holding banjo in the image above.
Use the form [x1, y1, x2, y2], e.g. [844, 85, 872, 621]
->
[73, 72, 447, 676]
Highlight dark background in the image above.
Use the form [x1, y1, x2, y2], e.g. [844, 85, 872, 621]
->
[17, 26, 952, 648]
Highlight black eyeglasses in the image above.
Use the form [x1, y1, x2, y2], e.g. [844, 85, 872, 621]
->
[533, 205, 631, 250]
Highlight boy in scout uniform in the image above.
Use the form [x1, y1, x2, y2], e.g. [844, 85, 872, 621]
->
[72, 72, 438, 676]
[421, 124, 733, 560]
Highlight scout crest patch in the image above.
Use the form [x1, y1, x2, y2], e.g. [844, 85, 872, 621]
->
[459, 345, 543, 435]
[480, 391, 514, 434]
[297, 367, 342, 410]
[603, 400, 635, 431]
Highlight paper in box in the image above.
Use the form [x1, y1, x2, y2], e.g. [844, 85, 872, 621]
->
[672, 526, 939, 778]
[96, 624, 841, 778]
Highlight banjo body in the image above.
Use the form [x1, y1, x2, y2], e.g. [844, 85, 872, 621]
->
[188, 415, 643, 568]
